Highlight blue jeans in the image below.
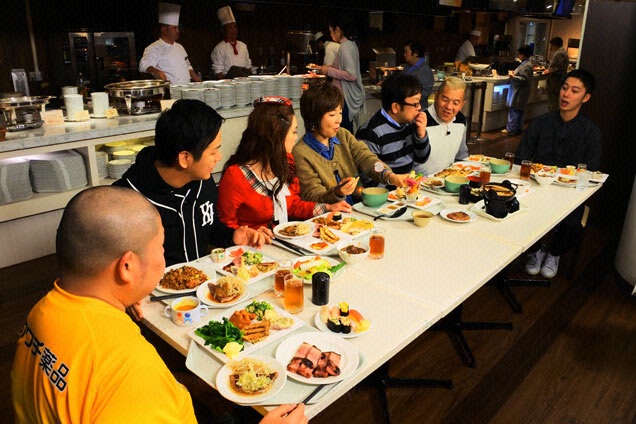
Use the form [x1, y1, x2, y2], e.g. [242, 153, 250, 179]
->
[506, 107, 524, 133]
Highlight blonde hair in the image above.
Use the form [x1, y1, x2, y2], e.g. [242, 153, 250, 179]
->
[439, 76, 466, 93]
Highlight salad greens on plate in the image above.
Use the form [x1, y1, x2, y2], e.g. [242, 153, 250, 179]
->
[194, 317, 244, 352]
[292, 256, 346, 280]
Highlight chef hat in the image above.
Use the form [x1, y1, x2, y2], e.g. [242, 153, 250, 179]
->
[315, 31, 325, 42]
[470, 30, 481, 37]
[158, 2, 180, 26]
[217, 6, 236, 26]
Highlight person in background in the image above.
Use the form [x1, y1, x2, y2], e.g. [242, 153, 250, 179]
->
[543, 37, 570, 112]
[454, 30, 481, 70]
[139, 2, 202, 84]
[211, 5, 253, 79]
[415, 76, 468, 175]
[502, 45, 534, 135]
[113, 100, 269, 268]
[402, 40, 434, 107]
[356, 74, 430, 184]
[517, 69, 601, 278]
[314, 31, 340, 66]
[10, 186, 307, 424]
[315, 14, 365, 133]
[293, 83, 408, 204]
[218, 96, 351, 230]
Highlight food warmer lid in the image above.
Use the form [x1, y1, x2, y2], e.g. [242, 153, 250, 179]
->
[0, 96, 52, 110]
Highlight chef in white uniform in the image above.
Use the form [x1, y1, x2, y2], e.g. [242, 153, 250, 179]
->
[454, 30, 481, 70]
[138, 2, 201, 84]
[210, 6, 253, 79]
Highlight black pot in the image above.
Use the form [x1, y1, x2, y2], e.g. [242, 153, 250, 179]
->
[483, 182, 519, 218]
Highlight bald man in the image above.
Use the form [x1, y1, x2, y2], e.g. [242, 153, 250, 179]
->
[11, 186, 307, 424]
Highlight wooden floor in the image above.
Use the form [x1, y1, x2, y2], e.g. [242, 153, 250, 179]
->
[3, 129, 636, 423]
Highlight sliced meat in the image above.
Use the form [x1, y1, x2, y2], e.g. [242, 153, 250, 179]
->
[323, 351, 342, 376]
[287, 357, 304, 373]
[305, 345, 321, 368]
[313, 352, 330, 378]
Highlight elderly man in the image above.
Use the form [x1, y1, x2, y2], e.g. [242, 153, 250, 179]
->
[211, 6, 252, 79]
[356, 73, 430, 183]
[138, 2, 202, 84]
[415, 77, 468, 175]
[11, 186, 307, 423]
[455, 30, 481, 70]
[517, 69, 601, 278]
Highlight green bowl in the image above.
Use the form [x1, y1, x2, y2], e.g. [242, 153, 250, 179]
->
[361, 187, 389, 207]
[444, 175, 469, 193]
[490, 158, 511, 174]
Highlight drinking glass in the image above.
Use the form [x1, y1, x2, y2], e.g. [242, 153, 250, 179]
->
[520, 160, 532, 180]
[480, 163, 491, 184]
[369, 227, 386, 259]
[504, 152, 515, 169]
[284, 274, 304, 314]
[576, 164, 589, 190]
[274, 260, 292, 297]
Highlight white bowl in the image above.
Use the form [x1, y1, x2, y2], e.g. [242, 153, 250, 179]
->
[336, 240, 369, 264]
[534, 172, 555, 186]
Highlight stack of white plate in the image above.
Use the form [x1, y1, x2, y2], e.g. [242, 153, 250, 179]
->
[202, 81, 217, 89]
[290, 75, 304, 100]
[111, 149, 136, 162]
[102, 141, 127, 156]
[262, 77, 277, 96]
[249, 80, 264, 102]
[170, 84, 187, 100]
[0, 158, 33, 205]
[276, 75, 291, 98]
[128, 144, 146, 154]
[28, 150, 88, 193]
[217, 84, 236, 109]
[181, 88, 205, 102]
[233, 82, 251, 106]
[95, 151, 109, 179]
[204, 88, 221, 109]
[108, 159, 132, 179]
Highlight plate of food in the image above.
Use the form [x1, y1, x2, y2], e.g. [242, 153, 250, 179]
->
[433, 163, 479, 179]
[310, 212, 374, 237]
[292, 255, 346, 283]
[314, 303, 372, 338]
[273, 221, 315, 239]
[156, 262, 213, 294]
[419, 176, 445, 191]
[191, 300, 303, 363]
[275, 331, 359, 385]
[197, 276, 250, 308]
[388, 190, 441, 211]
[305, 63, 320, 70]
[439, 208, 477, 223]
[530, 163, 558, 175]
[217, 246, 279, 284]
[465, 154, 493, 163]
[216, 355, 286, 404]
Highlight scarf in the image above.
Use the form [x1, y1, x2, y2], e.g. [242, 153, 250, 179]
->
[226, 39, 238, 55]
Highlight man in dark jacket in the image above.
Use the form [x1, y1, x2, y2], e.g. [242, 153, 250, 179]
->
[114, 100, 270, 268]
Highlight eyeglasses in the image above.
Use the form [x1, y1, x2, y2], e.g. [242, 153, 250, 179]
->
[400, 101, 421, 109]
[253, 96, 293, 108]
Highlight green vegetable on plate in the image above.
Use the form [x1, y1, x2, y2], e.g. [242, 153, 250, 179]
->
[194, 317, 244, 352]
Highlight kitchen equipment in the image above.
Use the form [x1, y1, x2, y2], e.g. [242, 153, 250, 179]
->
[372, 47, 397, 68]
[0, 96, 52, 131]
[104, 80, 169, 115]
[483, 181, 520, 218]
[376, 66, 404, 83]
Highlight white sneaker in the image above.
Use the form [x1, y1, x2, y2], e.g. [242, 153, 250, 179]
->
[525, 248, 546, 275]
[540, 253, 560, 279]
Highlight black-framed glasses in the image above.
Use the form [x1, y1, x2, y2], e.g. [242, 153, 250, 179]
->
[253, 96, 293, 108]
[400, 101, 421, 109]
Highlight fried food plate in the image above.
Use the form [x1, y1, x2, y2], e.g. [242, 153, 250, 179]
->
[156, 261, 216, 294]
[273, 221, 315, 239]
[196, 280, 250, 308]
[215, 355, 287, 404]
[275, 332, 360, 385]
[440, 208, 477, 223]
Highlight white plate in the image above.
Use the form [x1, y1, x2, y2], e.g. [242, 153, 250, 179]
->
[189, 301, 304, 363]
[215, 246, 279, 285]
[292, 255, 345, 283]
[387, 191, 442, 211]
[376, 201, 408, 216]
[215, 355, 286, 404]
[273, 221, 315, 239]
[275, 332, 359, 385]
[156, 262, 215, 294]
[313, 307, 372, 338]
[196, 280, 250, 308]
[439, 208, 477, 223]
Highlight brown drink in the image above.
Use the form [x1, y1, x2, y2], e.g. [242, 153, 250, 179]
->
[504, 152, 515, 168]
[284, 274, 304, 314]
[274, 260, 291, 297]
[479, 164, 491, 184]
[369, 227, 386, 259]
[520, 160, 532, 180]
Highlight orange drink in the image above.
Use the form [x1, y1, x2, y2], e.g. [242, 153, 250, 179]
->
[284, 274, 304, 314]
[369, 227, 386, 259]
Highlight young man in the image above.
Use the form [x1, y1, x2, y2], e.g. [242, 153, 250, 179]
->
[114, 100, 270, 268]
[517, 69, 602, 278]
[138, 2, 202, 84]
[543, 37, 570, 112]
[415, 76, 468, 176]
[11, 186, 306, 424]
[356, 73, 430, 182]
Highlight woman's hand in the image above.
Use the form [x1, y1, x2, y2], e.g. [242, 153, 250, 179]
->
[327, 200, 352, 213]
[233, 226, 271, 248]
[334, 176, 358, 196]
[259, 403, 308, 424]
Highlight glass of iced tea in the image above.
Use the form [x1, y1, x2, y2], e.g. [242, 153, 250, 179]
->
[479, 163, 491, 184]
[274, 260, 292, 297]
[520, 160, 532, 180]
[504, 152, 515, 169]
[284, 274, 304, 314]
[368, 227, 386, 259]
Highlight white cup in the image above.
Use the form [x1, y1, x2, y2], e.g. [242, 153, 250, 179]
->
[64, 94, 84, 121]
[61, 86, 78, 96]
[91, 92, 109, 117]
[164, 296, 208, 327]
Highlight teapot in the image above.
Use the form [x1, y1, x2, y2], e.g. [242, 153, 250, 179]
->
[483, 180, 520, 218]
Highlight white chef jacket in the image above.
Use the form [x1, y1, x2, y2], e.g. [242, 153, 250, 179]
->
[323, 41, 339, 66]
[455, 39, 476, 63]
[211, 40, 252, 76]
[139, 39, 193, 84]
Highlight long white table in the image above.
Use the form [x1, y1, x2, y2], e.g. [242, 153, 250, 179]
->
[140, 166, 602, 419]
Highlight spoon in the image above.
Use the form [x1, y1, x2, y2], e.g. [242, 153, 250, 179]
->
[374, 206, 407, 221]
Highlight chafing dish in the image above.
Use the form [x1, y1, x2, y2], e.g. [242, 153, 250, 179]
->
[0, 96, 52, 131]
[104, 80, 170, 115]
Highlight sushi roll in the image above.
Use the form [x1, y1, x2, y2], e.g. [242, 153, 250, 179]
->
[332, 212, 342, 221]
[327, 317, 342, 333]
[339, 301, 349, 317]
[339, 317, 352, 334]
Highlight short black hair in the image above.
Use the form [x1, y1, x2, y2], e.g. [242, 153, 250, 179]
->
[404, 40, 424, 58]
[154, 99, 224, 165]
[550, 36, 564, 48]
[565, 69, 596, 94]
[518, 45, 533, 58]
[381, 74, 422, 111]
[328, 14, 356, 38]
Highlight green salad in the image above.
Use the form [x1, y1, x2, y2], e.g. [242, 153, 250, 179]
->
[194, 318, 243, 352]
[292, 257, 346, 280]
[242, 251, 263, 265]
